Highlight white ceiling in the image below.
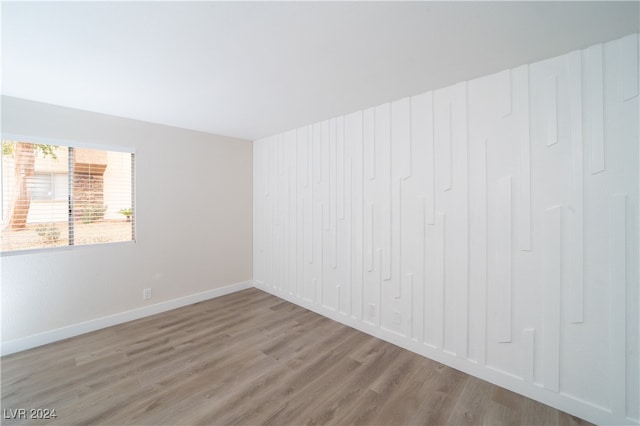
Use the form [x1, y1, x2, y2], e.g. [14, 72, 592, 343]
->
[2, 1, 638, 141]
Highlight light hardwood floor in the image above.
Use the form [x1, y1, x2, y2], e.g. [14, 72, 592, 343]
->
[1, 288, 590, 425]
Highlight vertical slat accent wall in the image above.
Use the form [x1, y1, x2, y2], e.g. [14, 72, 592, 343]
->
[253, 34, 640, 426]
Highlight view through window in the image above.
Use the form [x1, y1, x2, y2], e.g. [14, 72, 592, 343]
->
[1, 140, 135, 253]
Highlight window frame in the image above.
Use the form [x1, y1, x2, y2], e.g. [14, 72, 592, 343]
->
[1, 134, 136, 256]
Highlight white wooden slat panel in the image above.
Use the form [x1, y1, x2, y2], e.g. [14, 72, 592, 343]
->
[545, 75, 558, 147]
[414, 196, 426, 342]
[296, 128, 306, 297]
[411, 92, 435, 225]
[287, 131, 297, 295]
[347, 111, 364, 320]
[609, 194, 627, 417]
[364, 107, 375, 181]
[317, 203, 325, 304]
[515, 65, 531, 251]
[330, 118, 338, 269]
[470, 138, 487, 365]
[391, 99, 410, 304]
[273, 137, 279, 226]
[305, 126, 311, 188]
[337, 117, 345, 220]
[253, 141, 261, 281]
[310, 124, 323, 264]
[279, 133, 285, 176]
[568, 50, 584, 324]
[454, 82, 469, 359]
[342, 156, 352, 316]
[494, 176, 512, 343]
[313, 123, 322, 185]
[621, 34, 639, 101]
[392, 97, 412, 179]
[366, 203, 374, 273]
[322, 121, 331, 232]
[522, 328, 535, 383]
[584, 44, 605, 174]
[375, 103, 392, 281]
[432, 212, 446, 349]
[393, 177, 402, 299]
[543, 205, 562, 393]
[442, 102, 453, 191]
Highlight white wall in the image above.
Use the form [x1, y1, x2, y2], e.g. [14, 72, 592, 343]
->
[253, 34, 639, 425]
[1, 96, 253, 348]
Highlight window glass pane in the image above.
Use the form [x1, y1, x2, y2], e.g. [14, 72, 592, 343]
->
[1, 142, 69, 251]
[27, 173, 68, 201]
[1, 140, 134, 253]
[72, 148, 133, 247]
[52, 173, 69, 200]
[28, 173, 53, 200]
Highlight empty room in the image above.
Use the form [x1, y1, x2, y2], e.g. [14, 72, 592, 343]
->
[1, 1, 638, 425]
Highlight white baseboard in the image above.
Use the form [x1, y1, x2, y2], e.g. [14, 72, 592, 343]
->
[0, 280, 253, 356]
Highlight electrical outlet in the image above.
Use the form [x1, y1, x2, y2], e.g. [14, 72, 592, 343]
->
[143, 288, 152, 300]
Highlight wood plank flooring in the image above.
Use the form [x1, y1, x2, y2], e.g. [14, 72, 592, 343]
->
[1, 288, 590, 425]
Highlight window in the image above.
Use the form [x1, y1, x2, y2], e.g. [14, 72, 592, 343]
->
[29, 173, 69, 201]
[1, 140, 135, 253]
